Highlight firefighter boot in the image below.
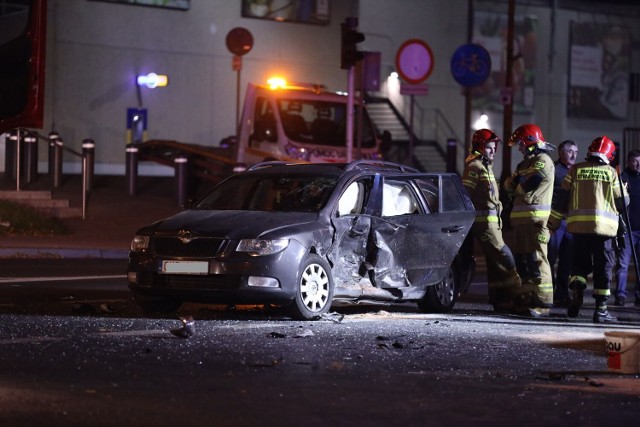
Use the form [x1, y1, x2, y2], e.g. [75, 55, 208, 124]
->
[509, 291, 550, 318]
[593, 298, 617, 323]
[489, 288, 514, 313]
[567, 281, 586, 318]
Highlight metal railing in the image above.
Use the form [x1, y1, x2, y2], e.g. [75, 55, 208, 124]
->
[5, 128, 95, 219]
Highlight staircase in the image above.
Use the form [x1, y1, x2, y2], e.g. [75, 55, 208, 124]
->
[0, 190, 82, 219]
[366, 102, 411, 142]
[366, 97, 447, 172]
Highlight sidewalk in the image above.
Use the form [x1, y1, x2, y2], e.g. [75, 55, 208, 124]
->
[0, 174, 184, 258]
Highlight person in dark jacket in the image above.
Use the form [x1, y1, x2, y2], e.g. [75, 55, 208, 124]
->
[613, 149, 640, 307]
[548, 140, 578, 307]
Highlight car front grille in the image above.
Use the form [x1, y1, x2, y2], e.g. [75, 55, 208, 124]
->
[138, 271, 240, 290]
[152, 236, 226, 258]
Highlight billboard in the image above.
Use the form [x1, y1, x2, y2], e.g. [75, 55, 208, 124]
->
[470, 11, 537, 114]
[568, 22, 630, 120]
[242, 0, 330, 25]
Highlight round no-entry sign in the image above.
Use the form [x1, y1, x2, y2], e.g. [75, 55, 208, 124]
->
[226, 27, 254, 56]
[395, 39, 434, 84]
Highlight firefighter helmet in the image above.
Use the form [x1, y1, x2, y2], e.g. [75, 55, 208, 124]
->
[587, 135, 616, 164]
[471, 129, 501, 153]
[507, 124, 547, 150]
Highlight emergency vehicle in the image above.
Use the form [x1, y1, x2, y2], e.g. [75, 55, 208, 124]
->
[235, 77, 386, 165]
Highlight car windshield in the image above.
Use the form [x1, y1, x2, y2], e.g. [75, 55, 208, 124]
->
[276, 99, 376, 148]
[194, 173, 339, 212]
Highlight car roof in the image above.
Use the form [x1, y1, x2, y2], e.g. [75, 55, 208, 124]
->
[245, 160, 422, 177]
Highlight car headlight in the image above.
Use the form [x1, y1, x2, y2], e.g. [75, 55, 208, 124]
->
[236, 239, 289, 256]
[131, 235, 150, 252]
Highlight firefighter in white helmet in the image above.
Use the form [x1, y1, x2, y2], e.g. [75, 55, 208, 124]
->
[462, 129, 522, 312]
[549, 136, 628, 323]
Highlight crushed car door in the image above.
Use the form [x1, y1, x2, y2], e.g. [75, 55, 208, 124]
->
[369, 175, 474, 289]
[328, 177, 374, 295]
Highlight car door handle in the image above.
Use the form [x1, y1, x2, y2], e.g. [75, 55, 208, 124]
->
[441, 225, 464, 233]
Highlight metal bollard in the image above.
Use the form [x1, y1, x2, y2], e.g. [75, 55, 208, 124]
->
[48, 131, 60, 179]
[53, 138, 64, 188]
[175, 156, 189, 208]
[5, 129, 17, 183]
[25, 133, 38, 184]
[125, 146, 139, 196]
[82, 139, 95, 193]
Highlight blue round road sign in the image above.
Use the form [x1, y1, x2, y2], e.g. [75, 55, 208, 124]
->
[450, 43, 491, 87]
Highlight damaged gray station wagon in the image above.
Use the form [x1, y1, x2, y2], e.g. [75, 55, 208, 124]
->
[127, 161, 476, 320]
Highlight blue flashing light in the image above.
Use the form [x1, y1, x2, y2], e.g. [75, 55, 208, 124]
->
[137, 73, 168, 89]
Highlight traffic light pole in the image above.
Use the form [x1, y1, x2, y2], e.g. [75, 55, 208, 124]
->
[341, 17, 364, 163]
[346, 66, 355, 162]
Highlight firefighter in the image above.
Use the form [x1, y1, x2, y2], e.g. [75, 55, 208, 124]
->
[503, 124, 555, 317]
[462, 129, 522, 312]
[549, 136, 628, 323]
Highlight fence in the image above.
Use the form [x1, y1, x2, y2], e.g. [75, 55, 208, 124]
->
[4, 128, 95, 219]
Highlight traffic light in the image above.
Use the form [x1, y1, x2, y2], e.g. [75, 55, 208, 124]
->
[340, 22, 365, 70]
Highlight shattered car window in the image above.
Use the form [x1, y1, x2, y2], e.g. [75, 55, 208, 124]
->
[441, 176, 467, 212]
[195, 174, 339, 212]
[415, 178, 439, 213]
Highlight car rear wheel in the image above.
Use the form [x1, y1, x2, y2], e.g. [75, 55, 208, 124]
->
[134, 295, 182, 315]
[417, 264, 458, 313]
[288, 254, 334, 320]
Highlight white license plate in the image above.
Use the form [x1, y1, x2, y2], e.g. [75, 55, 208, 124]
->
[161, 260, 209, 275]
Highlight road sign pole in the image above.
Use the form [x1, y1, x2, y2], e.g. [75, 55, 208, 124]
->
[346, 65, 354, 162]
[409, 95, 415, 166]
[231, 55, 243, 138]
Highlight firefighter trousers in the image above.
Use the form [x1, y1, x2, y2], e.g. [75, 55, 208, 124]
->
[570, 234, 615, 305]
[512, 222, 553, 306]
[472, 223, 521, 305]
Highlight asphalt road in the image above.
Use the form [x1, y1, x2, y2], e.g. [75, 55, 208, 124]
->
[0, 259, 639, 427]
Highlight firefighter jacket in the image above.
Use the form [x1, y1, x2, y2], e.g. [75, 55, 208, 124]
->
[549, 160, 627, 237]
[502, 151, 554, 226]
[462, 154, 501, 225]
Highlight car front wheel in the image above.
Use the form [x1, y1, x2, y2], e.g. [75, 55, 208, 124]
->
[417, 265, 458, 313]
[288, 254, 334, 320]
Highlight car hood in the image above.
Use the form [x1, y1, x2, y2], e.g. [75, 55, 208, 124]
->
[139, 210, 319, 239]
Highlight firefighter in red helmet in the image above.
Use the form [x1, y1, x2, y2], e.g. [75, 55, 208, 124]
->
[549, 136, 628, 323]
[503, 124, 556, 317]
[462, 129, 522, 312]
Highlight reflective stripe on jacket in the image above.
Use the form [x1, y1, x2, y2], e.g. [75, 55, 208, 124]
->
[503, 152, 554, 225]
[462, 157, 501, 224]
[552, 161, 624, 236]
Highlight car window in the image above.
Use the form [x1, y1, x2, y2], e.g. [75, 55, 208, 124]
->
[415, 178, 439, 212]
[382, 180, 419, 217]
[441, 176, 466, 212]
[196, 174, 338, 212]
[253, 96, 277, 142]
